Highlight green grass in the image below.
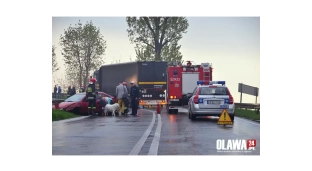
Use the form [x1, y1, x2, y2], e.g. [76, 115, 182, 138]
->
[52, 109, 80, 121]
[235, 108, 260, 121]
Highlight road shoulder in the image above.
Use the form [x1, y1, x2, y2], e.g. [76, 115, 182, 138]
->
[52, 115, 91, 124]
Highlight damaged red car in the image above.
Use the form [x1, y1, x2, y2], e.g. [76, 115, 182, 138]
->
[52, 92, 116, 115]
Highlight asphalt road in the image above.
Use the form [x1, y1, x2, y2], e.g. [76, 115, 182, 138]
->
[53, 108, 260, 155]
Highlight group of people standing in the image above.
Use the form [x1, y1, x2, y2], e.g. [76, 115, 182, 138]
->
[116, 81, 140, 116]
[53, 77, 140, 116]
[66, 86, 76, 98]
[53, 85, 63, 99]
[53, 85, 77, 99]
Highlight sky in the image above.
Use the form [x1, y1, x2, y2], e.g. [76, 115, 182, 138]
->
[52, 17, 260, 103]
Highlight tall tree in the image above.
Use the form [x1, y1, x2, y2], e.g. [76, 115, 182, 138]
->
[59, 21, 84, 87]
[52, 45, 60, 73]
[81, 21, 107, 87]
[134, 41, 183, 63]
[126, 17, 189, 61]
[59, 20, 107, 88]
[161, 41, 183, 63]
[65, 64, 81, 88]
[135, 43, 154, 61]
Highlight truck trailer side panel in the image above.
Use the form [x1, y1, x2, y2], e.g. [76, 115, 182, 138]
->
[99, 62, 138, 96]
[137, 61, 167, 101]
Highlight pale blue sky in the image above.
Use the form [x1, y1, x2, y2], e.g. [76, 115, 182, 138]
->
[52, 17, 260, 103]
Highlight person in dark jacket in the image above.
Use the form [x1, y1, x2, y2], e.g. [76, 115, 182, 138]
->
[87, 78, 97, 115]
[130, 81, 140, 115]
[71, 86, 76, 96]
[82, 86, 85, 92]
[67, 86, 71, 98]
[53, 85, 57, 98]
[79, 86, 85, 93]
[57, 86, 62, 99]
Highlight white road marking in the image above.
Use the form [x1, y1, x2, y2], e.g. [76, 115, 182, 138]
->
[236, 117, 260, 126]
[129, 112, 156, 155]
[52, 116, 91, 125]
[148, 113, 162, 155]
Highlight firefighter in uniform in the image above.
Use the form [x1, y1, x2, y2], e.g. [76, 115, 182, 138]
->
[87, 78, 97, 115]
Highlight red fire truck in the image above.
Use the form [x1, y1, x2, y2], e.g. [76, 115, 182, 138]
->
[165, 61, 213, 113]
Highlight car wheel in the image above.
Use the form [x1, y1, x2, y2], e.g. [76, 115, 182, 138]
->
[190, 112, 196, 120]
[230, 114, 235, 122]
[72, 108, 81, 115]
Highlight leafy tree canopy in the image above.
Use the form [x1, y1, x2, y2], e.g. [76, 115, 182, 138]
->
[126, 17, 188, 61]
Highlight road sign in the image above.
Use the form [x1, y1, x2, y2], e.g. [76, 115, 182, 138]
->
[217, 109, 233, 125]
[238, 83, 259, 104]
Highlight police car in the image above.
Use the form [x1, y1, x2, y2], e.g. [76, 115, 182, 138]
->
[188, 81, 235, 121]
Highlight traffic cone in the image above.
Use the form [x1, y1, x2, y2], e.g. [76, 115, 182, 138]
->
[156, 103, 160, 114]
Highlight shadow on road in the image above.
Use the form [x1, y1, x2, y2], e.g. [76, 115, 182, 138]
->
[191, 116, 219, 122]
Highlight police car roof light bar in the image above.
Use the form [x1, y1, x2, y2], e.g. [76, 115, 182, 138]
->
[197, 80, 209, 86]
[197, 80, 226, 85]
[209, 81, 226, 86]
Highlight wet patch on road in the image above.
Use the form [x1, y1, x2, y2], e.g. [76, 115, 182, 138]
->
[138, 119, 157, 155]
[157, 110, 260, 155]
[53, 109, 155, 155]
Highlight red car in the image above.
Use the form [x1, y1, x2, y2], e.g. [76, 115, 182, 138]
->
[53, 92, 116, 115]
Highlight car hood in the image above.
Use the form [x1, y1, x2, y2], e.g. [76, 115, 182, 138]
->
[59, 102, 79, 109]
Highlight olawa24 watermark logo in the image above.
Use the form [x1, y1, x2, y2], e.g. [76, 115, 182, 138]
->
[216, 139, 257, 153]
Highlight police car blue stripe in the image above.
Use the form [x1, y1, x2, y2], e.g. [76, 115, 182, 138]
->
[198, 98, 204, 104]
[224, 98, 229, 104]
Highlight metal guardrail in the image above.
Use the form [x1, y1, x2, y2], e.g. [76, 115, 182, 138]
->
[234, 103, 260, 114]
[52, 93, 69, 99]
[52, 99, 65, 105]
[234, 102, 259, 108]
[52, 100, 260, 113]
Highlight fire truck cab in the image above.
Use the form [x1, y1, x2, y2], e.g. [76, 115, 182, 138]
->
[165, 61, 213, 113]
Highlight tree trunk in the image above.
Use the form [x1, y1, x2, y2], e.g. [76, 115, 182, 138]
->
[84, 68, 89, 88]
[86, 69, 89, 83]
[83, 75, 87, 88]
[155, 43, 162, 61]
[79, 69, 83, 88]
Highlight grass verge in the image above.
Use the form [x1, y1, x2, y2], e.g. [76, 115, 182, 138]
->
[235, 108, 260, 121]
[52, 109, 80, 121]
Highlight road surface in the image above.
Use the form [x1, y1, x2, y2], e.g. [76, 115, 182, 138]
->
[53, 108, 260, 155]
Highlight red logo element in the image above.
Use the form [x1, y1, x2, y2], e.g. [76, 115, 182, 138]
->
[247, 139, 256, 149]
